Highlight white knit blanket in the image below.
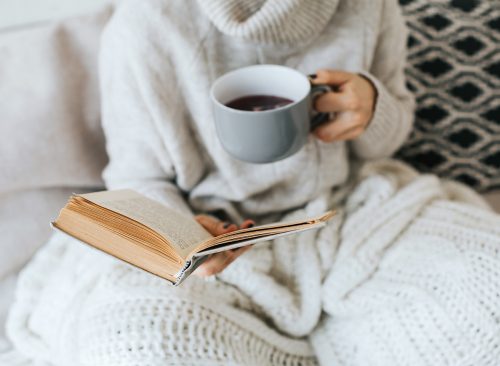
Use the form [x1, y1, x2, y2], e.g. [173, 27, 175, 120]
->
[3, 160, 500, 366]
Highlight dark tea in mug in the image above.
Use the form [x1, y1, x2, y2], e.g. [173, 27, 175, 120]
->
[211, 64, 331, 163]
[225, 95, 293, 112]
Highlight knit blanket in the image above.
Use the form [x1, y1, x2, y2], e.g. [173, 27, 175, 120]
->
[2, 160, 500, 366]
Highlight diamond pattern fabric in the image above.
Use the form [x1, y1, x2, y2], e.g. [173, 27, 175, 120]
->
[397, 0, 500, 191]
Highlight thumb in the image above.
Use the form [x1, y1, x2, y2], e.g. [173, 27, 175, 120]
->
[195, 215, 237, 236]
[312, 69, 352, 86]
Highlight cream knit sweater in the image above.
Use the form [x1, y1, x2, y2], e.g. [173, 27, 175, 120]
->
[100, 0, 415, 222]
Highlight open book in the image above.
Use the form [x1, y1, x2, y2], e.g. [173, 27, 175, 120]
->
[52, 190, 335, 286]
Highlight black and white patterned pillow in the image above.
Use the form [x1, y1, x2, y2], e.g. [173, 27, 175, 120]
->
[397, 0, 500, 192]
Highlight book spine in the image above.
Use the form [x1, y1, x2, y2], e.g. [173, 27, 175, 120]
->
[174, 255, 209, 286]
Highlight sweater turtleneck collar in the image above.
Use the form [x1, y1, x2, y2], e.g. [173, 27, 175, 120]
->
[196, 0, 340, 44]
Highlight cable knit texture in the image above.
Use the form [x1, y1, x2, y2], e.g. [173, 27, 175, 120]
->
[196, 0, 340, 44]
[96, 0, 415, 223]
[3, 0, 500, 365]
[4, 160, 500, 366]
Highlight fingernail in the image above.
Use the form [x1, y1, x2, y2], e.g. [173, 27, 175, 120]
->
[222, 222, 230, 229]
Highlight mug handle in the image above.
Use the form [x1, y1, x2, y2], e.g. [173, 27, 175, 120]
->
[309, 83, 335, 131]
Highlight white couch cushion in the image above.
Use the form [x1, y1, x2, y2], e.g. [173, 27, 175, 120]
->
[0, 6, 112, 193]
[0, 6, 112, 280]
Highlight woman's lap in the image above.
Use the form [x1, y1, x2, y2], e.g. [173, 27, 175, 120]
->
[313, 202, 500, 365]
[6, 233, 316, 365]
[7, 192, 500, 365]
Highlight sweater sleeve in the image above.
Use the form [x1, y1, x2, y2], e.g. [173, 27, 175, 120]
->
[98, 10, 193, 217]
[350, 0, 415, 160]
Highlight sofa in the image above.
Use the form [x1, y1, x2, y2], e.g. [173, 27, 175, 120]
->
[0, 0, 499, 353]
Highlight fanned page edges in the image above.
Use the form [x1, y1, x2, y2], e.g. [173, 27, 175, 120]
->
[51, 217, 180, 283]
[53, 190, 336, 285]
[71, 189, 336, 261]
[66, 195, 184, 263]
[190, 210, 336, 257]
[77, 190, 212, 259]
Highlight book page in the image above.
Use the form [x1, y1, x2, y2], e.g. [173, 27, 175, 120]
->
[190, 210, 336, 256]
[194, 223, 325, 256]
[198, 210, 336, 247]
[80, 190, 212, 258]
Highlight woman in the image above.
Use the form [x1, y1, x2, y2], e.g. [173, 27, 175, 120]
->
[6, 0, 500, 365]
[100, 0, 414, 276]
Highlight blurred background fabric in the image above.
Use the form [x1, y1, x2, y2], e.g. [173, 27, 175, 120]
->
[0, 1, 112, 351]
[396, 0, 500, 192]
[0, 0, 109, 28]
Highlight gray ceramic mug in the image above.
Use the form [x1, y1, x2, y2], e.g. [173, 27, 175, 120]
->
[211, 64, 331, 164]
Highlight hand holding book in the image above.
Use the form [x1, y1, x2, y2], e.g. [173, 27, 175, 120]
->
[193, 215, 255, 277]
[52, 189, 335, 285]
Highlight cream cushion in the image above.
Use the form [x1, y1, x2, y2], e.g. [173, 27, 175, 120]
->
[0, 6, 112, 279]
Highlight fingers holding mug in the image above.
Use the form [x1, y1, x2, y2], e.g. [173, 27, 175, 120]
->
[314, 91, 353, 113]
[310, 69, 376, 142]
[310, 69, 352, 87]
[313, 111, 365, 142]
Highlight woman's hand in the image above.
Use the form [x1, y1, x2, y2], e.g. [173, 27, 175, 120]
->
[311, 69, 377, 142]
[193, 215, 255, 277]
